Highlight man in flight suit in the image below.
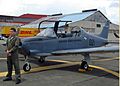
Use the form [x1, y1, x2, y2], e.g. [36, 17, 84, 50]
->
[3, 28, 21, 84]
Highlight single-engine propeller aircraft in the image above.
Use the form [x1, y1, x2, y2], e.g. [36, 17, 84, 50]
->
[19, 20, 118, 72]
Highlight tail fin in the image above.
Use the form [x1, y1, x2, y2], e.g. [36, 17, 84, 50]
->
[99, 21, 110, 39]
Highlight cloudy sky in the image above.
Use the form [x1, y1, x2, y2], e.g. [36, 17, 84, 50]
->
[0, 0, 119, 24]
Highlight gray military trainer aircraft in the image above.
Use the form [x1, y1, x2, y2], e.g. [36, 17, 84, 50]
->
[19, 20, 119, 72]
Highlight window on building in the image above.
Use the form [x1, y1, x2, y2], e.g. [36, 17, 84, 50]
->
[96, 24, 101, 28]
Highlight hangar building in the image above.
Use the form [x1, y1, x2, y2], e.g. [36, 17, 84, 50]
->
[23, 9, 119, 42]
[0, 14, 47, 27]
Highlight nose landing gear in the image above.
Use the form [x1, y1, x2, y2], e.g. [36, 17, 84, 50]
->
[23, 55, 31, 72]
[23, 62, 31, 72]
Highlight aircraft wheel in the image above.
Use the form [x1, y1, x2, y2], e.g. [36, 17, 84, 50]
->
[23, 62, 31, 72]
[80, 61, 89, 70]
[39, 57, 45, 63]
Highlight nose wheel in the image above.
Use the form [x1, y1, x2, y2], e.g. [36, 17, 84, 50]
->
[23, 62, 31, 72]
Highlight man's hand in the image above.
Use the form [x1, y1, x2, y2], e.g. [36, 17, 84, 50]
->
[6, 50, 11, 53]
[6, 50, 11, 56]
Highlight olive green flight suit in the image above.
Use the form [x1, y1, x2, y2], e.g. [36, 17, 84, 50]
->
[6, 35, 21, 79]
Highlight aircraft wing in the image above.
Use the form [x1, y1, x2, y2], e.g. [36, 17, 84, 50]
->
[29, 50, 51, 57]
[52, 45, 119, 55]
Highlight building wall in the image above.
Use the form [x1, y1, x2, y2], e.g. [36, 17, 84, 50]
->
[83, 11, 108, 23]
[13, 17, 36, 23]
[0, 15, 39, 27]
[0, 22, 23, 27]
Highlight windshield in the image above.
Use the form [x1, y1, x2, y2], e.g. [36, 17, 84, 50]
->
[36, 28, 57, 37]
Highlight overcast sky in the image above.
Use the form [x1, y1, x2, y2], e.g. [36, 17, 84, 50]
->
[0, 0, 119, 24]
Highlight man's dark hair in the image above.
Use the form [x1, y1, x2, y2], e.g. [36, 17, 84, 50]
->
[10, 28, 16, 32]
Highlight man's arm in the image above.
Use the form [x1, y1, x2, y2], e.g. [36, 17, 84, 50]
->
[9, 37, 20, 52]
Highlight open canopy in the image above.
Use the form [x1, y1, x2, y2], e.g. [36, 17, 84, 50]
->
[36, 28, 57, 37]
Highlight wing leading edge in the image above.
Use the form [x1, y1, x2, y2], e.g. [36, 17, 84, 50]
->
[52, 46, 119, 55]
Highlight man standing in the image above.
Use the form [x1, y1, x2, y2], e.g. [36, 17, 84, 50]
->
[3, 28, 21, 84]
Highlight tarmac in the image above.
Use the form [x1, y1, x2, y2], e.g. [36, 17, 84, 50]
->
[0, 40, 119, 86]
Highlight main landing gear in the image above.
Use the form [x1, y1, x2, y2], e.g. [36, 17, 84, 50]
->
[79, 53, 92, 71]
[80, 60, 89, 70]
[38, 57, 46, 63]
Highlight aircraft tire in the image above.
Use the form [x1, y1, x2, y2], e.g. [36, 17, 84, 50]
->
[80, 61, 89, 70]
[23, 62, 31, 72]
[38, 57, 45, 63]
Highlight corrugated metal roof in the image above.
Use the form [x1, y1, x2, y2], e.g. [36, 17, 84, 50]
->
[19, 14, 47, 19]
[60, 11, 96, 22]
[22, 11, 96, 28]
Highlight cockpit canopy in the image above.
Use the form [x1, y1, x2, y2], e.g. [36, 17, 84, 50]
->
[36, 26, 84, 38]
[36, 28, 57, 38]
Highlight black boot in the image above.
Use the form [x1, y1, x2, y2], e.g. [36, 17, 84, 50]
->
[16, 79, 21, 84]
[3, 77, 12, 81]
